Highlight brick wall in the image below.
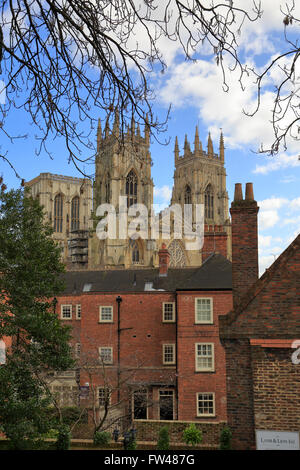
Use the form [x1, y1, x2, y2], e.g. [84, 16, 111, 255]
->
[133, 419, 226, 447]
[252, 346, 300, 432]
[177, 290, 232, 422]
[202, 225, 228, 262]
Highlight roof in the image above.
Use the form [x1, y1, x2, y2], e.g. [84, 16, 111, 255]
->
[220, 233, 300, 338]
[61, 253, 232, 295]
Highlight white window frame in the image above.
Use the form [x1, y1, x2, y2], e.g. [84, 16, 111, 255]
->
[162, 302, 175, 323]
[195, 343, 215, 372]
[61, 304, 72, 320]
[195, 297, 213, 324]
[98, 387, 111, 407]
[163, 344, 176, 365]
[196, 392, 215, 417]
[99, 347, 113, 364]
[75, 343, 80, 358]
[99, 306, 113, 323]
[76, 304, 81, 320]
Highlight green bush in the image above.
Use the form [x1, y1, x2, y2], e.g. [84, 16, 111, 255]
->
[93, 430, 111, 446]
[157, 426, 170, 450]
[220, 426, 232, 450]
[182, 423, 202, 447]
[127, 438, 137, 450]
[55, 425, 71, 450]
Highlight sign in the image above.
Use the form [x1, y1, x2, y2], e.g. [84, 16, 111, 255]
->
[79, 386, 89, 399]
[256, 430, 300, 450]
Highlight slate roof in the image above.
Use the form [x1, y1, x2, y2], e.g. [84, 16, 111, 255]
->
[62, 253, 232, 295]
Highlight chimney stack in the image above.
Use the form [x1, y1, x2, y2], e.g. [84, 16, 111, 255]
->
[158, 243, 170, 277]
[230, 183, 259, 308]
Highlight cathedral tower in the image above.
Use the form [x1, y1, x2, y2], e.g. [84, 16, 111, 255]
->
[169, 128, 231, 266]
[90, 112, 154, 268]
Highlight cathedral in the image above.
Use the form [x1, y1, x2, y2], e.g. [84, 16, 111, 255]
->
[26, 112, 231, 270]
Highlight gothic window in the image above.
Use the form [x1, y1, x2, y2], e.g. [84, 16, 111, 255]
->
[132, 241, 140, 263]
[168, 240, 186, 267]
[71, 196, 80, 231]
[105, 174, 110, 203]
[205, 184, 214, 220]
[126, 170, 137, 208]
[184, 185, 192, 205]
[54, 193, 63, 233]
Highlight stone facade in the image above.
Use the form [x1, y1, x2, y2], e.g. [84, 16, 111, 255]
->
[25, 173, 93, 264]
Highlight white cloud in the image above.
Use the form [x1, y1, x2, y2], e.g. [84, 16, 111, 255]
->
[153, 185, 172, 209]
[258, 210, 280, 230]
[254, 153, 300, 174]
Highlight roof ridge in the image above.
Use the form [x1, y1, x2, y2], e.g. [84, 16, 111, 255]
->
[222, 233, 300, 329]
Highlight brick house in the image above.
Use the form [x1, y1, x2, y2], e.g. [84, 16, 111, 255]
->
[219, 183, 300, 450]
[55, 249, 232, 427]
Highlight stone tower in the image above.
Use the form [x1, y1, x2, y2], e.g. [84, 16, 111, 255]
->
[169, 127, 231, 266]
[89, 111, 155, 268]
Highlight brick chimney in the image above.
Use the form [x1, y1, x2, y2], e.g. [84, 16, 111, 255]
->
[230, 183, 259, 307]
[158, 243, 170, 277]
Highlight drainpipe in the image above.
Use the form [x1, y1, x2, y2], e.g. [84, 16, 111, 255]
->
[116, 295, 122, 403]
[175, 291, 179, 420]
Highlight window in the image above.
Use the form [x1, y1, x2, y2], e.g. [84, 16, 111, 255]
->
[162, 303, 175, 322]
[99, 306, 113, 323]
[133, 389, 148, 419]
[61, 304, 72, 320]
[132, 241, 139, 263]
[163, 344, 176, 365]
[205, 184, 214, 220]
[99, 347, 113, 364]
[197, 393, 215, 417]
[0, 340, 6, 365]
[105, 176, 110, 203]
[54, 193, 63, 232]
[71, 196, 80, 231]
[98, 387, 110, 407]
[126, 170, 138, 208]
[184, 185, 192, 205]
[76, 304, 81, 320]
[75, 343, 80, 358]
[195, 298, 213, 324]
[195, 343, 214, 371]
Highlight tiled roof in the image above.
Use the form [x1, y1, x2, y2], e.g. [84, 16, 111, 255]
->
[62, 253, 232, 295]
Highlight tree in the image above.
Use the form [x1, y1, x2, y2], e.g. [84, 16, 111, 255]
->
[0, 0, 262, 179]
[0, 184, 74, 449]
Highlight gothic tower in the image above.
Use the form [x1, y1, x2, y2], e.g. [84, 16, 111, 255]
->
[89, 111, 154, 268]
[169, 127, 231, 266]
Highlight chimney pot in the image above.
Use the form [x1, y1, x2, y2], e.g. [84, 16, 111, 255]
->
[234, 183, 243, 202]
[245, 182, 254, 201]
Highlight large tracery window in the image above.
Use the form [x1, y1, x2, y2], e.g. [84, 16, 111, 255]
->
[71, 196, 80, 231]
[54, 193, 63, 233]
[126, 170, 137, 208]
[205, 184, 214, 220]
[184, 185, 192, 205]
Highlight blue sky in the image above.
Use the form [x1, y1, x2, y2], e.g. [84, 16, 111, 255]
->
[1, 0, 300, 275]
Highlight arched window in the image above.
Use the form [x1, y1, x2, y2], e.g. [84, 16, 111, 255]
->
[105, 175, 110, 203]
[0, 340, 6, 365]
[54, 193, 63, 232]
[126, 170, 137, 208]
[184, 185, 192, 205]
[205, 184, 214, 220]
[71, 196, 80, 231]
[132, 241, 140, 263]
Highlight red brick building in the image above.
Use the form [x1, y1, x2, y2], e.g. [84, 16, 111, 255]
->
[220, 183, 300, 450]
[56, 250, 232, 426]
